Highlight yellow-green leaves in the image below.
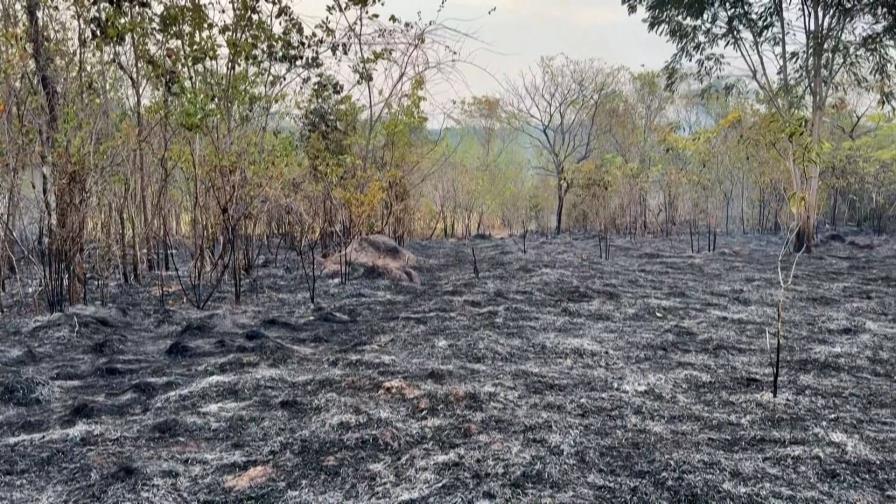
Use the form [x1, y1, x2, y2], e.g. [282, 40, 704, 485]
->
[787, 191, 808, 217]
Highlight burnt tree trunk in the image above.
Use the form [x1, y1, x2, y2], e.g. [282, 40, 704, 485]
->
[554, 177, 566, 235]
[830, 187, 839, 229]
[793, 213, 812, 254]
[724, 197, 731, 234]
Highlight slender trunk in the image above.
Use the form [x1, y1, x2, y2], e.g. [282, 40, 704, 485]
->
[137, 107, 153, 273]
[2, 178, 18, 278]
[725, 197, 730, 235]
[793, 212, 811, 253]
[116, 201, 129, 284]
[830, 187, 839, 229]
[688, 221, 694, 253]
[773, 325, 782, 398]
[757, 186, 764, 233]
[641, 192, 648, 235]
[555, 177, 565, 235]
[231, 224, 241, 305]
[0, 177, 11, 309]
[773, 300, 783, 398]
[740, 172, 747, 234]
[696, 219, 701, 252]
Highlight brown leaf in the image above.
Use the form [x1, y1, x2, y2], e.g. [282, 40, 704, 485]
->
[448, 386, 466, 403]
[223, 465, 274, 492]
[380, 379, 422, 399]
[378, 428, 400, 449]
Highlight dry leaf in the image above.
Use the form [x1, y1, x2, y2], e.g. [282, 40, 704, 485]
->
[223, 465, 274, 492]
[380, 379, 421, 399]
[448, 386, 467, 403]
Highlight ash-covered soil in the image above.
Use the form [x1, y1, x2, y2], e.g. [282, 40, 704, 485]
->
[1, 233, 895, 503]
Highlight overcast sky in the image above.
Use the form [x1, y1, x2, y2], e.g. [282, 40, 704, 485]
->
[297, 0, 674, 99]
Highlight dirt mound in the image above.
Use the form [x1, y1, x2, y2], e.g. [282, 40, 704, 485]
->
[325, 234, 420, 284]
[68, 305, 128, 328]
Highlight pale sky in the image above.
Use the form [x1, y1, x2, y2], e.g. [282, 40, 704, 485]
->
[435, 0, 673, 94]
[297, 0, 674, 98]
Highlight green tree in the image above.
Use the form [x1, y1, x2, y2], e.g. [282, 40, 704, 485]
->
[505, 55, 619, 234]
[623, 0, 896, 251]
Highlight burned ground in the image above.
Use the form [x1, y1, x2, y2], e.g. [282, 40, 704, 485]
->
[1, 233, 894, 502]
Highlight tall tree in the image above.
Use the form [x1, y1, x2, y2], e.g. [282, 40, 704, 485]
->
[89, 0, 163, 278]
[26, 0, 86, 310]
[505, 55, 617, 234]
